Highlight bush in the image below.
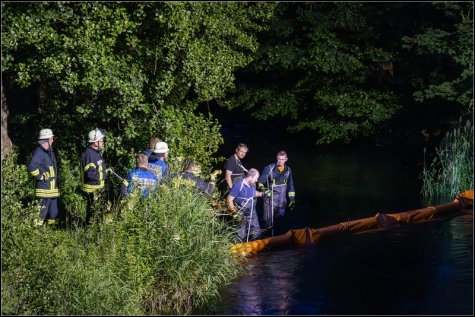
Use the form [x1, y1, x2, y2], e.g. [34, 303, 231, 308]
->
[56, 150, 87, 229]
[1, 149, 245, 315]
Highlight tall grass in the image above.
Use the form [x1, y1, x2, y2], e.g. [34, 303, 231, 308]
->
[2, 148, 245, 315]
[420, 117, 474, 205]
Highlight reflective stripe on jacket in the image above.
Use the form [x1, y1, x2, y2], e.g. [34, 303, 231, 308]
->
[257, 163, 295, 198]
[147, 160, 169, 181]
[27, 145, 60, 198]
[80, 146, 107, 193]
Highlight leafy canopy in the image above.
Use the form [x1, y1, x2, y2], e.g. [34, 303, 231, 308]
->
[227, 2, 402, 144]
[2, 2, 277, 172]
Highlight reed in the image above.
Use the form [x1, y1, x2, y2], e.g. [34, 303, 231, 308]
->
[420, 117, 474, 205]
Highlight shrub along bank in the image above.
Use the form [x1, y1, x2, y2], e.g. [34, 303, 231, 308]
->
[1, 149, 245, 315]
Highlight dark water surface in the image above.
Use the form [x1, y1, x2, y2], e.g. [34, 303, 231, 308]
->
[194, 124, 473, 315]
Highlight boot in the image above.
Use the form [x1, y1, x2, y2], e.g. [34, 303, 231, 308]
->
[47, 219, 58, 226]
[34, 218, 45, 227]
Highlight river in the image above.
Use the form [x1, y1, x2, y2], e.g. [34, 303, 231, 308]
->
[193, 121, 473, 315]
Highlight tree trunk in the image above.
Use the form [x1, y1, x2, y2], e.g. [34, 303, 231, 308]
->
[2, 81, 13, 160]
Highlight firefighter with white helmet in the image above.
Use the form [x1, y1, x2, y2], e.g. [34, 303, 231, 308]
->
[147, 141, 170, 181]
[80, 128, 108, 225]
[27, 128, 60, 227]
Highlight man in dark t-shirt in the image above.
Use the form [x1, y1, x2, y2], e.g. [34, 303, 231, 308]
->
[224, 143, 248, 189]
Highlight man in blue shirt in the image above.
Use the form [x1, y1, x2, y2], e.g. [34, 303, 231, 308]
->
[121, 154, 159, 198]
[227, 168, 265, 242]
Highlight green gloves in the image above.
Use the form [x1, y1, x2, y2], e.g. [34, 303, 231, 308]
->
[288, 200, 296, 209]
[258, 183, 272, 197]
[209, 170, 221, 182]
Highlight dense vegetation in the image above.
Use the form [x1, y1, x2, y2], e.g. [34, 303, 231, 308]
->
[228, 2, 473, 144]
[2, 148, 245, 315]
[2, 2, 472, 167]
[2, 2, 277, 171]
[1, 2, 473, 315]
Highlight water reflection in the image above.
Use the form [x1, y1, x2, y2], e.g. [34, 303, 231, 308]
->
[203, 211, 472, 315]
[199, 128, 472, 315]
[221, 249, 301, 315]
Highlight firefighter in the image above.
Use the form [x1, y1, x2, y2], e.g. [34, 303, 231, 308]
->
[80, 128, 108, 225]
[257, 150, 296, 233]
[147, 141, 170, 181]
[172, 158, 217, 195]
[27, 128, 60, 227]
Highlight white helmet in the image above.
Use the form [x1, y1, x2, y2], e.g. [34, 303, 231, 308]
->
[153, 141, 170, 153]
[38, 129, 54, 140]
[88, 128, 106, 143]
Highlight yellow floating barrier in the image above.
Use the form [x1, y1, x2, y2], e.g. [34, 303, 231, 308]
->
[231, 190, 473, 255]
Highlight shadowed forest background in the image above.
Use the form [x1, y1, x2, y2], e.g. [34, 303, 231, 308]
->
[2, 2, 472, 171]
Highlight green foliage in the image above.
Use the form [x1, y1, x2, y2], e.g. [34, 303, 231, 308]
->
[56, 149, 87, 224]
[113, 179, 242, 314]
[1, 148, 50, 314]
[2, 149, 245, 315]
[402, 2, 473, 116]
[420, 117, 474, 205]
[227, 2, 403, 144]
[2, 2, 472, 154]
[2, 2, 276, 170]
[1, 146, 35, 209]
[156, 105, 224, 171]
[223, 2, 473, 145]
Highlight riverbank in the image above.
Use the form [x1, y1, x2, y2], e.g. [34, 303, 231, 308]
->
[1, 150, 245, 315]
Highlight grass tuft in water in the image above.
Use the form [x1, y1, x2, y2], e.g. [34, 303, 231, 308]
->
[420, 117, 473, 205]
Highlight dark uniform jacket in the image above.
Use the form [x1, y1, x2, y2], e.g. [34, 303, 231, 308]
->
[180, 171, 214, 194]
[27, 145, 60, 198]
[258, 163, 295, 200]
[81, 145, 107, 193]
[141, 148, 153, 158]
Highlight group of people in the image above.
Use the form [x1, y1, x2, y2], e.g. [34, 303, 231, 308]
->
[224, 143, 296, 242]
[27, 128, 296, 243]
[27, 128, 216, 227]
